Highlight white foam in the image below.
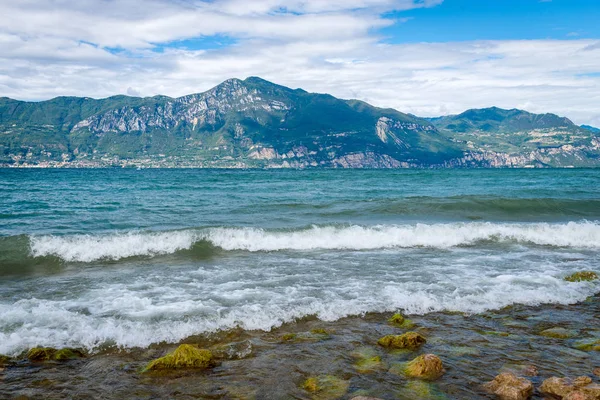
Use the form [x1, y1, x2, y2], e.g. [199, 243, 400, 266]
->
[28, 222, 600, 262]
[206, 222, 600, 251]
[30, 230, 198, 262]
[1, 254, 598, 355]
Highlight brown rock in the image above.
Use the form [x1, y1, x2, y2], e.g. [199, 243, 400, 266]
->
[580, 384, 600, 399]
[541, 377, 575, 398]
[483, 372, 534, 400]
[574, 376, 593, 387]
[593, 368, 600, 377]
[404, 354, 445, 380]
[564, 391, 587, 400]
[540, 377, 600, 400]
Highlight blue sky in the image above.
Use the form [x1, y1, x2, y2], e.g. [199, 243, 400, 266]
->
[384, 0, 600, 43]
[0, 0, 599, 125]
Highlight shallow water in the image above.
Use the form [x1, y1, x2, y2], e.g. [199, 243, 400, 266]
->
[1, 300, 599, 399]
[1, 168, 600, 398]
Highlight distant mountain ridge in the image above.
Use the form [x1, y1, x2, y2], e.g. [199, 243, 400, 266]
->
[1, 78, 599, 168]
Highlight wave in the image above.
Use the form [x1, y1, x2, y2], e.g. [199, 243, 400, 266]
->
[1, 270, 598, 356]
[14, 221, 600, 263]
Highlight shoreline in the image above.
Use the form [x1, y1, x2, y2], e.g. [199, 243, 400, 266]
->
[2, 296, 599, 399]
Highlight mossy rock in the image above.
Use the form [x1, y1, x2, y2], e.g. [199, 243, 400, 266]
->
[302, 375, 349, 399]
[281, 333, 298, 342]
[540, 327, 577, 339]
[388, 313, 416, 329]
[564, 271, 598, 282]
[0, 355, 10, 365]
[280, 331, 331, 343]
[403, 381, 449, 399]
[310, 328, 333, 335]
[54, 348, 86, 361]
[403, 354, 445, 380]
[447, 345, 480, 356]
[354, 356, 384, 374]
[573, 339, 600, 352]
[351, 346, 385, 373]
[26, 347, 85, 362]
[378, 332, 426, 350]
[479, 330, 511, 337]
[27, 347, 58, 361]
[144, 344, 215, 371]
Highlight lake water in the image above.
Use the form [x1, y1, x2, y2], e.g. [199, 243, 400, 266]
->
[1, 168, 600, 356]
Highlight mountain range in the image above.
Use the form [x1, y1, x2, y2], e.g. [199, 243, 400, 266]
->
[1, 77, 599, 168]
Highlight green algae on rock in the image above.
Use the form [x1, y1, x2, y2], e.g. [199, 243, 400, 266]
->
[26, 347, 85, 362]
[388, 313, 415, 329]
[573, 339, 600, 351]
[354, 356, 383, 374]
[564, 271, 599, 282]
[403, 354, 445, 380]
[144, 344, 214, 371]
[377, 331, 426, 349]
[54, 348, 86, 361]
[281, 333, 297, 342]
[279, 330, 331, 343]
[539, 327, 577, 339]
[302, 375, 349, 399]
[483, 372, 533, 400]
[404, 380, 449, 400]
[351, 346, 385, 373]
[26, 347, 58, 361]
[310, 328, 332, 335]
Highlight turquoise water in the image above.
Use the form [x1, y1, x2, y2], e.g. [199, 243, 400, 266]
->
[1, 168, 600, 355]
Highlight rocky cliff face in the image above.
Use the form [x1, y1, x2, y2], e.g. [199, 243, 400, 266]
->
[1, 79, 599, 168]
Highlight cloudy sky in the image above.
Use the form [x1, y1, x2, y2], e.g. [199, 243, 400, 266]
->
[1, 0, 599, 125]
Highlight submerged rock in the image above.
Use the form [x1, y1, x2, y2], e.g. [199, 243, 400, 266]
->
[404, 380, 449, 399]
[500, 363, 539, 377]
[404, 354, 445, 380]
[281, 333, 297, 342]
[377, 332, 426, 349]
[211, 340, 253, 360]
[26, 347, 85, 362]
[483, 372, 533, 400]
[54, 348, 86, 361]
[354, 356, 383, 374]
[351, 397, 384, 400]
[564, 271, 599, 282]
[540, 376, 600, 399]
[540, 327, 578, 339]
[351, 346, 385, 373]
[26, 347, 58, 361]
[302, 375, 349, 399]
[574, 339, 600, 352]
[144, 344, 215, 371]
[388, 313, 415, 329]
[279, 330, 331, 343]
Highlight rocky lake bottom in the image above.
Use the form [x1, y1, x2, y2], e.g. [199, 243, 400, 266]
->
[2, 294, 599, 400]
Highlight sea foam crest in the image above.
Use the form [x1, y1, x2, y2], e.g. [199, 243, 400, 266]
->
[30, 230, 198, 262]
[30, 221, 600, 262]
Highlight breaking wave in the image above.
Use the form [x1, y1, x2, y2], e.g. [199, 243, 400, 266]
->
[20, 221, 600, 263]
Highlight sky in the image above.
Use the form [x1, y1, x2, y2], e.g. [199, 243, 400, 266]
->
[1, 0, 599, 126]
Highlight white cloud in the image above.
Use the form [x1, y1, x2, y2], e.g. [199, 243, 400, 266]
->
[0, 0, 599, 126]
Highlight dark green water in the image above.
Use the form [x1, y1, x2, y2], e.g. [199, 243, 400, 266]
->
[1, 168, 600, 356]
